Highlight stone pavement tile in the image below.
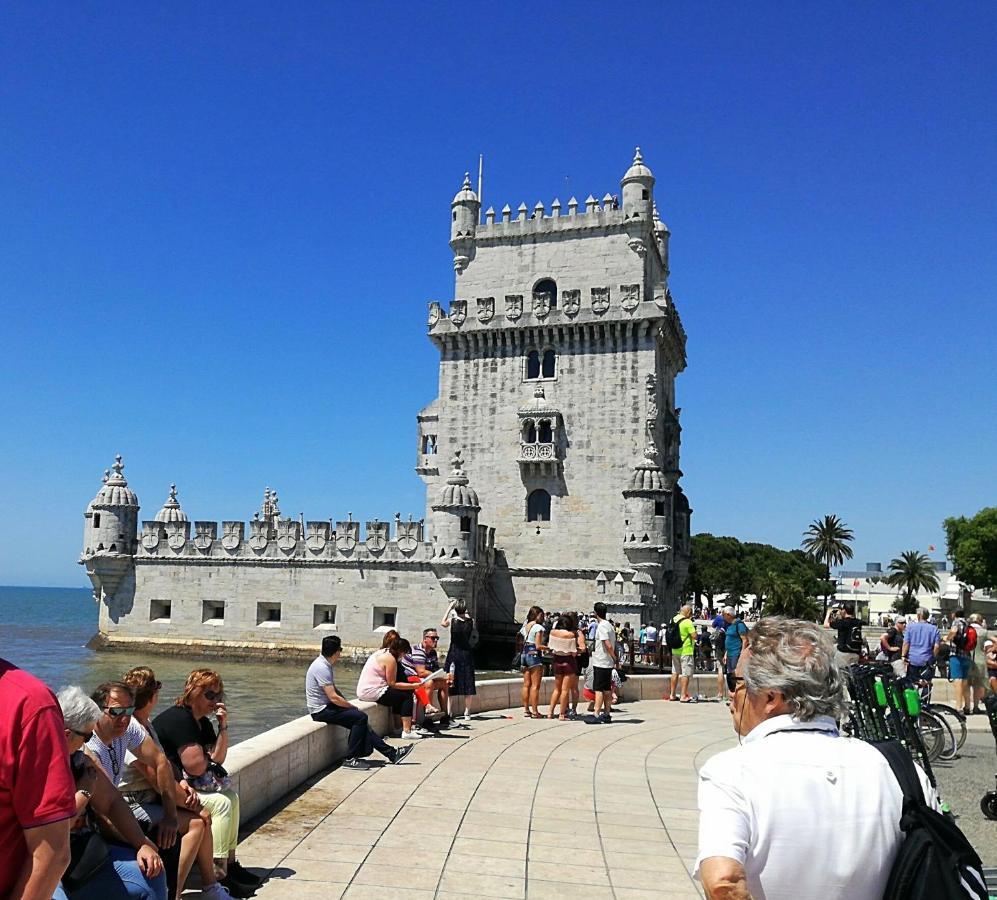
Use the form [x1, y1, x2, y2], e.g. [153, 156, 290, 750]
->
[528, 806, 597, 824]
[615, 886, 703, 900]
[456, 822, 529, 844]
[594, 809, 663, 827]
[598, 822, 674, 841]
[528, 829, 603, 851]
[405, 791, 477, 811]
[460, 808, 535, 829]
[280, 843, 370, 864]
[607, 851, 691, 874]
[362, 846, 447, 871]
[275, 858, 362, 883]
[343, 886, 436, 900]
[450, 836, 528, 860]
[390, 805, 464, 832]
[529, 817, 599, 837]
[609, 866, 699, 890]
[601, 837, 683, 855]
[525, 879, 613, 899]
[233, 836, 301, 869]
[527, 862, 610, 886]
[352, 862, 443, 889]
[299, 826, 382, 848]
[309, 813, 391, 833]
[438, 871, 524, 899]
[445, 851, 526, 878]
[526, 843, 600, 865]
[253, 879, 348, 900]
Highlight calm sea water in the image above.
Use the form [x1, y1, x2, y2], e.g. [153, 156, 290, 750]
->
[0, 585, 365, 744]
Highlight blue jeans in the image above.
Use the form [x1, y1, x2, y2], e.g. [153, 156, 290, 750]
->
[54, 843, 167, 900]
[311, 703, 393, 759]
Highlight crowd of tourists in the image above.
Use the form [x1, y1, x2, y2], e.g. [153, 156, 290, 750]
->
[0, 659, 261, 900]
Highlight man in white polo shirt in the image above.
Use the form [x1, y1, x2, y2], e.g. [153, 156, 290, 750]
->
[696, 617, 937, 900]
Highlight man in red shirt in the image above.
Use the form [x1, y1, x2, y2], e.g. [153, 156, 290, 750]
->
[0, 658, 77, 899]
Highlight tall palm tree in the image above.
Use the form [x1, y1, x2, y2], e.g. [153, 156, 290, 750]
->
[886, 550, 941, 614]
[801, 515, 855, 618]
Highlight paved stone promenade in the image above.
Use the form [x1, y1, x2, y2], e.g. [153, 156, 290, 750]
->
[234, 699, 736, 900]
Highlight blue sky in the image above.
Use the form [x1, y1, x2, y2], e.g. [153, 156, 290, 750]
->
[1, 3, 995, 586]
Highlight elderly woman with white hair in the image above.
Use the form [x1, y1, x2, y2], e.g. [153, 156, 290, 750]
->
[54, 686, 167, 900]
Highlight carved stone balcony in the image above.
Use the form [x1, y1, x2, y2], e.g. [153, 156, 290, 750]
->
[518, 441, 560, 473]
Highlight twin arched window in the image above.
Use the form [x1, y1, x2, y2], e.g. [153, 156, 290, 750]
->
[527, 489, 551, 522]
[526, 349, 556, 380]
[522, 420, 553, 444]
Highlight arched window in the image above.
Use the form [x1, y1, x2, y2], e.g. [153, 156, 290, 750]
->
[541, 349, 556, 378]
[534, 278, 557, 309]
[93, 513, 101, 529]
[538, 420, 553, 443]
[524, 421, 537, 443]
[526, 350, 541, 379]
[527, 489, 551, 522]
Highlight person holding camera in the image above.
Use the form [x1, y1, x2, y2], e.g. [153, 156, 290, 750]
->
[824, 602, 863, 668]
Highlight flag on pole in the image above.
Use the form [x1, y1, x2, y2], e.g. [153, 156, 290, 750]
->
[853, 579, 860, 588]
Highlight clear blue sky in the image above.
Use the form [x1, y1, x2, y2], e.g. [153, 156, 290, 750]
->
[2, 3, 995, 586]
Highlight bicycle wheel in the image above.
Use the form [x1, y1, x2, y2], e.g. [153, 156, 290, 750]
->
[928, 703, 968, 751]
[918, 709, 954, 762]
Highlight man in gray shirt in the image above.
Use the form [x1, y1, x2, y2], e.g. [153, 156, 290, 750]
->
[306, 636, 412, 770]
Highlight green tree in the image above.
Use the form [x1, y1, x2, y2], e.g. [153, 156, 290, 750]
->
[944, 507, 997, 591]
[886, 550, 941, 614]
[688, 534, 748, 607]
[801, 515, 855, 618]
[761, 575, 822, 621]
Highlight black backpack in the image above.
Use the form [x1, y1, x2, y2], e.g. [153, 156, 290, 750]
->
[665, 618, 685, 650]
[872, 740, 986, 900]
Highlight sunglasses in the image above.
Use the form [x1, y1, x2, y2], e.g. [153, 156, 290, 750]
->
[104, 706, 135, 718]
[426, 636, 440, 642]
[70, 728, 94, 741]
[203, 689, 223, 701]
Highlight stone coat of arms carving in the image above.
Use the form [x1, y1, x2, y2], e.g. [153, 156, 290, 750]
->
[306, 522, 329, 553]
[476, 297, 495, 323]
[166, 523, 186, 552]
[221, 522, 243, 551]
[532, 290, 552, 319]
[561, 289, 581, 317]
[248, 520, 269, 552]
[591, 286, 610, 314]
[427, 301, 442, 327]
[276, 518, 298, 553]
[193, 523, 215, 552]
[450, 299, 467, 326]
[141, 525, 161, 552]
[621, 283, 641, 311]
[505, 294, 523, 321]
[335, 520, 359, 553]
[365, 521, 389, 553]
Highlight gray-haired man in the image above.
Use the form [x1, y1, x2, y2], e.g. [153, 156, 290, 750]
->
[696, 617, 938, 899]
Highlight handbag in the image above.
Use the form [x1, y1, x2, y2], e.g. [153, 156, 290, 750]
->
[63, 829, 109, 891]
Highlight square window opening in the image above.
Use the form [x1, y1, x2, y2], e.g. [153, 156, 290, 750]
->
[201, 601, 225, 624]
[374, 606, 397, 629]
[313, 604, 338, 629]
[459, 516, 472, 533]
[654, 501, 666, 517]
[150, 599, 171, 623]
[257, 602, 282, 627]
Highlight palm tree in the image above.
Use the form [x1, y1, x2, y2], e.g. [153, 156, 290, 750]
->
[886, 550, 941, 614]
[801, 515, 855, 618]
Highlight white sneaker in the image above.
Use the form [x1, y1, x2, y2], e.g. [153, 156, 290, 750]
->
[463, 711, 471, 721]
[400, 730, 424, 740]
[202, 882, 236, 900]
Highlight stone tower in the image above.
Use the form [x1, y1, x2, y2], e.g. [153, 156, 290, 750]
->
[418, 149, 691, 625]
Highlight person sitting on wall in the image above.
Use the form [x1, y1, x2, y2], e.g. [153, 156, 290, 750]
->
[356, 638, 424, 740]
[152, 671, 260, 898]
[306, 636, 414, 771]
[406, 628, 451, 728]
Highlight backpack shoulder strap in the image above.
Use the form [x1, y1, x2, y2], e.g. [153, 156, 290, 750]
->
[871, 740, 926, 806]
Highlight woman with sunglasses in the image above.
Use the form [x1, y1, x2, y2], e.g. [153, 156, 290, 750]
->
[121, 667, 237, 900]
[153, 670, 261, 897]
[55, 686, 166, 900]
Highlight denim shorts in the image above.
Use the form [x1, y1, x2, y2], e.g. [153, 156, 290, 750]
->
[949, 654, 971, 680]
[522, 644, 542, 670]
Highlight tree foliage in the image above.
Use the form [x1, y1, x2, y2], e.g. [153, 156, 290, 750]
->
[886, 550, 941, 614]
[944, 507, 997, 591]
[688, 533, 825, 620]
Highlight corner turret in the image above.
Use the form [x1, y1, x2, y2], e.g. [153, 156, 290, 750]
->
[431, 450, 480, 562]
[80, 455, 139, 602]
[450, 172, 480, 272]
[621, 147, 655, 221]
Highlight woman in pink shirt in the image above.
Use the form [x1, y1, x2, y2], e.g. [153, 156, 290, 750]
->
[356, 638, 424, 740]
